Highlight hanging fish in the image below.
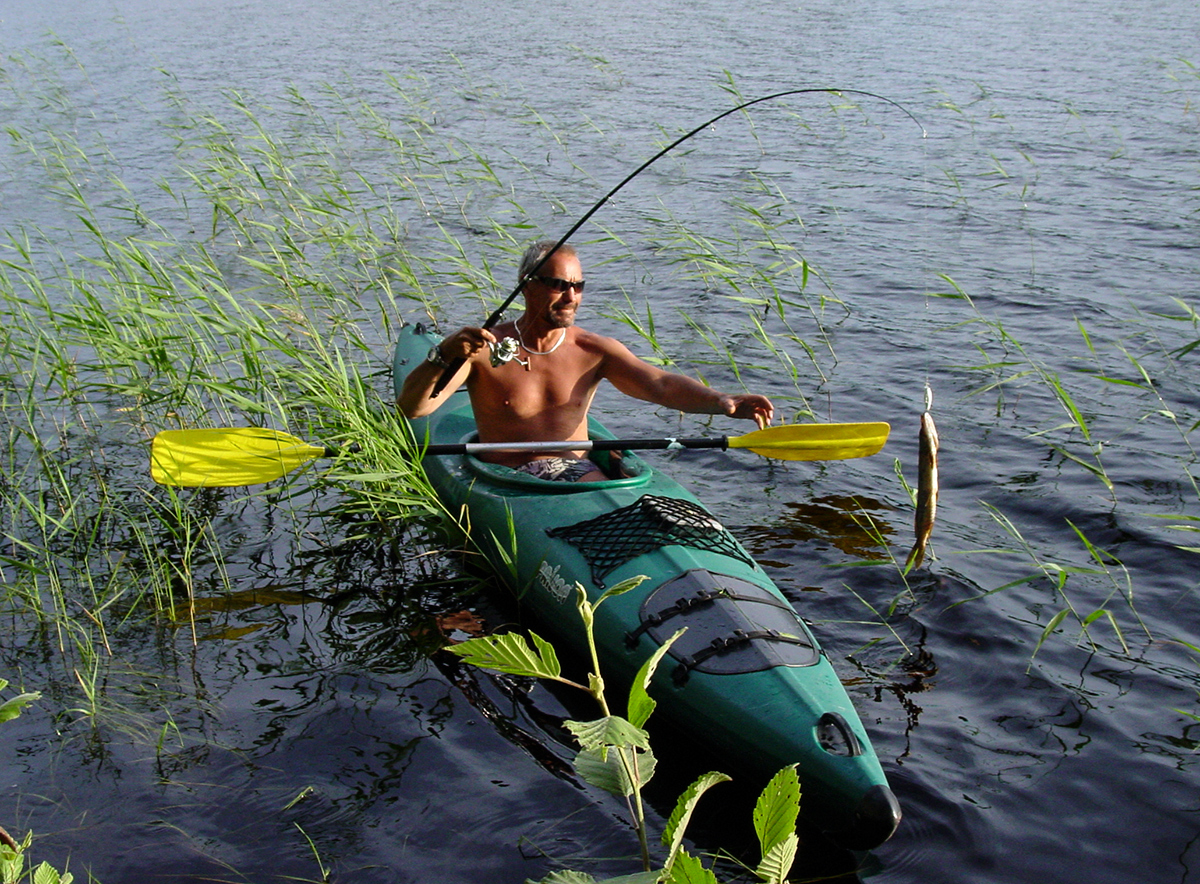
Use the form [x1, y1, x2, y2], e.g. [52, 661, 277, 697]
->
[905, 391, 940, 572]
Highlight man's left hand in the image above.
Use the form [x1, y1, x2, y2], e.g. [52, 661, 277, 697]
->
[724, 394, 774, 429]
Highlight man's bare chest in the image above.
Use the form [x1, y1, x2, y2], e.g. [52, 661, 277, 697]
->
[471, 353, 601, 419]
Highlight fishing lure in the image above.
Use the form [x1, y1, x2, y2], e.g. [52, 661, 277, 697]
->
[905, 385, 939, 572]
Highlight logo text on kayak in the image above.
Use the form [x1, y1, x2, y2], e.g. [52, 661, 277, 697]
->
[537, 561, 573, 602]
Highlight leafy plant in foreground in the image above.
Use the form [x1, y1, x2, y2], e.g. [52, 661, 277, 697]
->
[0, 680, 75, 884]
[445, 576, 803, 884]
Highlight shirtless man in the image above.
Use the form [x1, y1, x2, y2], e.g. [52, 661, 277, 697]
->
[397, 240, 775, 482]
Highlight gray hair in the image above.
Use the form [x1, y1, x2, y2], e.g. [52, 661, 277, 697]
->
[518, 240, 577, 286]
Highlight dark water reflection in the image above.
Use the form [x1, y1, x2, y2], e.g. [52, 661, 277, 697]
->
[7, 564, 640, 883]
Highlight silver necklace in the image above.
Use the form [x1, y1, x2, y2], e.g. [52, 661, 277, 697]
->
[515, 315, 566, 356]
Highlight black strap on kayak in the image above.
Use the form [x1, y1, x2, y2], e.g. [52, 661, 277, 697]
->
[623, 587, 794, 648]
[546, 494, 755, 587]
[671, 629, 817, 685]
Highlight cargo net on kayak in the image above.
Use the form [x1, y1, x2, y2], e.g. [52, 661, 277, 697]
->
[545, 494, 756, 587]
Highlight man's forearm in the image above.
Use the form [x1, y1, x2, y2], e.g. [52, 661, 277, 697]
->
[653, 373, 731, 414]
[651, 373, 773, 427]
[398, 355, 467, 418]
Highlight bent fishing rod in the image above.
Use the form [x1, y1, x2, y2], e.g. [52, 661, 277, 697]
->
[428, 86, 926, 397]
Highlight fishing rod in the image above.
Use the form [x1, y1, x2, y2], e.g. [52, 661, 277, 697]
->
[428, 86, 926, 397]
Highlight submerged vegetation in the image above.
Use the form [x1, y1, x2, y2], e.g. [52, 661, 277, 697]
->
[0, 36, 1197, 881]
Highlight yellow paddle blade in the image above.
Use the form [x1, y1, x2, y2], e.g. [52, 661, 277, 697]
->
[151, 428, 328, 487]
[728, 421, 890, 461]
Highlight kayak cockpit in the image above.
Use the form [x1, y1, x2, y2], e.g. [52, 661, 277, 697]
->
[459, 433, 654, 492]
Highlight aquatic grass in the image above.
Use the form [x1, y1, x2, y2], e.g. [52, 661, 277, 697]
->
[954, 503, 1142, 665]
[293, 823, 333, 884]
[0, 48, 856, 882]
[676, 309, 751, 386]
[1118, 302, 1200, 474]
[2, 59, 894, 744]
[0, 73, 494, 749]
[600, 290, 674, 367]
[840, 585, 915, 661]
[1155, 297, 1200, 363]
[840, 501, 925, 615]
[882, 280, 1196, 673]
[716, 71, 768, 155]
[744, 310, 816, 416]
[1161, 57, 1200, 127]
[603, 190, 840, 409]
[933, 275, 1115, 494]
[629, 184, 847, 417]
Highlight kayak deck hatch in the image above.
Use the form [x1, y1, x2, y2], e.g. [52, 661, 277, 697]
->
[628, 569, 821, 683]
[546, 493, 757, 586]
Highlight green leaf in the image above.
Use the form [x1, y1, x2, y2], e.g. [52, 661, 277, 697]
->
[575, 584, 596, 635]
[627, 627, 686, 729]
[1039, 442, 1113, 491]
[444, 631, 561, 680]
[1081, 608, 1129, 654]
[752, 765, 801, 859]
[566, 716, 650, 753]
[1, 844, 24, 884]
[32, 862, 72, 884]
[595, 574, 649, 608]
[662, 771, 731, 870]
[575, 745, 657, 797]
[0, 690, 41, 725]
[525, 872, 598, 884]
[596, 873, 664, 884]
[1032, 609, 1070, 661]
[755, 835, 798, 884]
[662, 850, 718, 884]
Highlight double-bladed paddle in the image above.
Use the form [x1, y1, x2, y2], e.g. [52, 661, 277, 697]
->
[150, 422, 890, 488]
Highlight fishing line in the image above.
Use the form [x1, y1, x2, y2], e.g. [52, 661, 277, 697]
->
[429, 86, 927, 397]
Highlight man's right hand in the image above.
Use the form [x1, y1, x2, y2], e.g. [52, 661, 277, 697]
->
[400, 326, 494, 418]
[437, 327, 497, 363]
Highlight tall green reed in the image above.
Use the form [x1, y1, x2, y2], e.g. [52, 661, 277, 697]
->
[921, 275, 1196, 670]
[0, 63, 496, 747]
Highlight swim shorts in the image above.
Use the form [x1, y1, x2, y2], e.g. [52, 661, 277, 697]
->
[515, 457, 603, 482]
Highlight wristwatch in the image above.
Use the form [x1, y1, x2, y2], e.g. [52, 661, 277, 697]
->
[426, 344, 449, 368]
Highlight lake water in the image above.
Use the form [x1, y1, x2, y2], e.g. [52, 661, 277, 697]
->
[2, 1, 1199, 882]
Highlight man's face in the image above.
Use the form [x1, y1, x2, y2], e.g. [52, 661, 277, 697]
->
[526, 251, 585, 329]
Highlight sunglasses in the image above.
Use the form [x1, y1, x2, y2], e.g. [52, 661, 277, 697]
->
[534, 275, 586, 293]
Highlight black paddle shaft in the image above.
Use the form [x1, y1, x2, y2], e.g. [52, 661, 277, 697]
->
[422, 436, 729, 456]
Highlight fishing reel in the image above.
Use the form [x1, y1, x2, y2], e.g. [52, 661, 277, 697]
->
[489, 336, 526, 368]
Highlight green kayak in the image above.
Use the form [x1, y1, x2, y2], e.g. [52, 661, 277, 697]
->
[393, 323, 900, 849]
